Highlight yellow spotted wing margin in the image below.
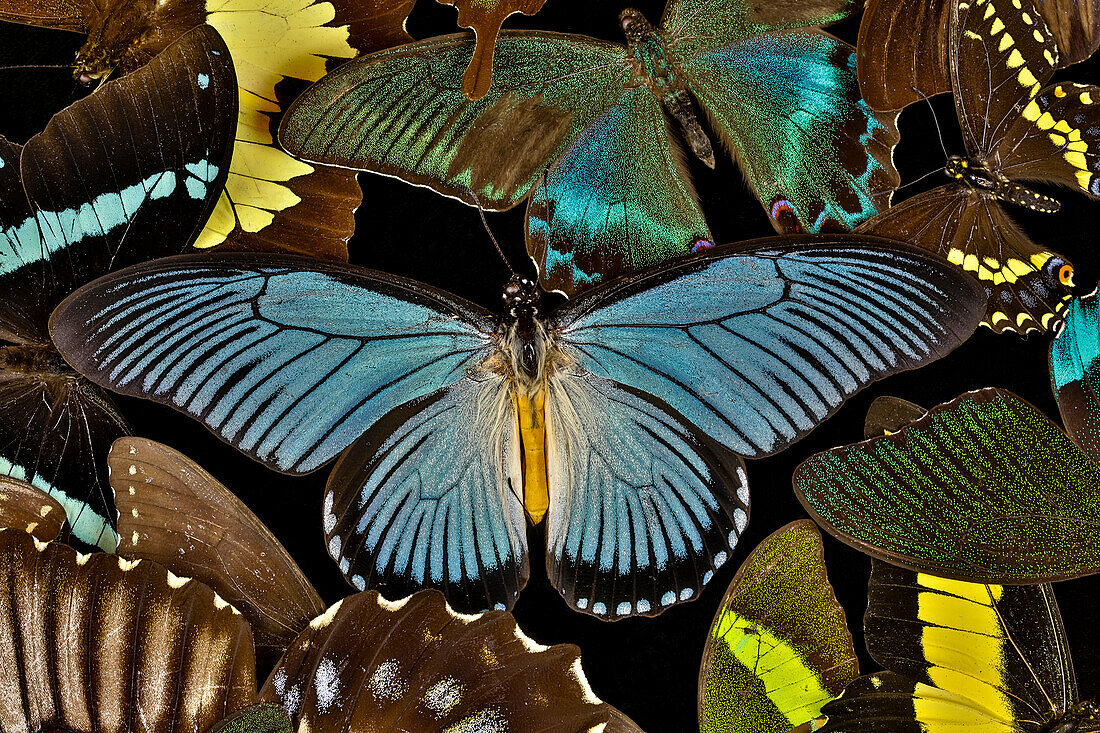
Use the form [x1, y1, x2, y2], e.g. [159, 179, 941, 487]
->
[819, 561, 1088, 733]
[698, 520, 857, 733]
[0, 476, 67, 541]
[258, 589, 622, 732]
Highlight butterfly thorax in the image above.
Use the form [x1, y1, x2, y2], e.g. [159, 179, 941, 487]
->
[1042, 700, 1100, 733]
[945, 156, 1061, 213]
[500, 275, 553, 523]
[72, 0, 159, 83]
[0, 344, 73, 378]
[619, 9, 716, 168]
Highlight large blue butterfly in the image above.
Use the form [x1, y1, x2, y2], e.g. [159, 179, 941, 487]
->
[50, 236, 983, 617]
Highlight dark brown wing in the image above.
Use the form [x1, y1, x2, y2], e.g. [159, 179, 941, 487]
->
[0, 476, 66, 541]
[437, 0, 548, 100]
[856, 0, 953, 110]
[1042, 0, 1100, 67]
[258, 590, 616, 732]
[952, 0, 1060, 160]
[0, 0, 89, 31]
[856, 183, 1073, 334]
[995, 81, 1100, 197]
[109, 436, 325, 666]
[863, 395, 927, 438]
[0, 527, 256, 733]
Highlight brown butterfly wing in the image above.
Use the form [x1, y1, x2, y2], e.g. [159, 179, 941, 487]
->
[109, 437, 325, 666]
[0, 528, 255, 733]
[0, 477, 67, 541]
[856, 0, 953, 110]
[259, 590, 615, 732]
[857, 184, 1072, 333]
[1042, 0, 1100, 66]
[0, 0, 89, 31]
[437, 0, 548, 100]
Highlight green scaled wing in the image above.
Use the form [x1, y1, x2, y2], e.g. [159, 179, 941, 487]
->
[794, 387, 1100, 584]
[278, 31, 630, 211]
[661, 0, 858, 62]
[698, 520, 857, 733]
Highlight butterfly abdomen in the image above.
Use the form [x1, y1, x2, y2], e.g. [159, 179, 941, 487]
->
[513, 390, 549, 524]
[996, 180, 1061, 212]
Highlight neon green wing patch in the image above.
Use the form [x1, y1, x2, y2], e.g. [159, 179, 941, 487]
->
[698, 520, 857, 733]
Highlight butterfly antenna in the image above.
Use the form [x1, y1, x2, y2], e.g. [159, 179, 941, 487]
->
[0, 63, 71, 72]
[469, 190, 515, 276]
[914, 86, 951, 160]
[888, 165, 947, 196]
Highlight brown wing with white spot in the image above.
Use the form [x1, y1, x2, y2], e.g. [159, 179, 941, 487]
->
[0, 476, 66, 541]
[856, 183, 1073, 334]
[108, 436, 325, 667]
[0, 527, 256, 733]
[258, 590, 617, 732]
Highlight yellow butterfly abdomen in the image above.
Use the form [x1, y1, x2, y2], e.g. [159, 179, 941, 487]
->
[514, 390, 549, 524]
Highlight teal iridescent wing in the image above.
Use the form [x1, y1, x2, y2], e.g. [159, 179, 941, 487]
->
[525, 86, 711, 296]
[660, 0, 858, 60]
[278, 31, 631, 211]
[1050, 287, 1100, 463]
[793, 387, 1100, 583]
[681, 29, 901, 233]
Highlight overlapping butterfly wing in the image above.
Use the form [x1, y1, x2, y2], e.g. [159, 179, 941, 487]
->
[108, 436, 326, 664]
[794, 387, 1100, 583]
[862, 394, 926, 437]
[257, 590, 616, 732]
[656, 0, 899, 236]
[0, 476, 66, 541]
[698, 521, 857, 733]
[820, 562, 1076, 732]
[0, 25, 235, 550]
[857, 0, 1100, 110]
[1051, 286, 1100, 462]
[0, 527, 256, 733]
[49, 237, 984, 617]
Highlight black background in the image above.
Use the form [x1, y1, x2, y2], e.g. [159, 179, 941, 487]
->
[2, 3, 1099, 729]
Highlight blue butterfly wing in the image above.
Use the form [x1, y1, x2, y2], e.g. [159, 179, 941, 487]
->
[525, 86, 712, 297]
[49, 254, 496, 474]
[1050, 288, 1100, 463]
[324, 375, 529, 613]
[545, 372, 747, 619]
[556, 236, 986, 458]
[682, 29, 900, 233]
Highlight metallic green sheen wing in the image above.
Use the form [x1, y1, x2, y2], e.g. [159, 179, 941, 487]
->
[1051, 286, 1100, 463]
[278, 31, 631, 210]
[683, 30, 900, 233]
[525, 85, 711, 296]
[698, 520, 857, 733]
[793, 387, 1100, 584]
[662, 0, 858, 61]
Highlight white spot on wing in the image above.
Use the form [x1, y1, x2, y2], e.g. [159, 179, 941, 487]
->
[368, 659, 408, 701]
[310, 599, 344, 629]
[422, 676, 464, 717]
[314, 656, 341, 712]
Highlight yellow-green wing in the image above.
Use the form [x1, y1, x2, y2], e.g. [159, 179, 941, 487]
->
[820, 562, 1076, 732]
[698, 520, 857, 733]
[279, 31, 632, 211]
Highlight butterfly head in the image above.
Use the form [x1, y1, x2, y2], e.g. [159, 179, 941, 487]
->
[74, 3, 152, 86]
[502, 275, 540, 318]
[619, 9, 653, 42]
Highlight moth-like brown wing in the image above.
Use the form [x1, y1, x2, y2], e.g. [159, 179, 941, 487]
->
[109, 436, 324, 665]
[0, 476, 66, 541]
[259, 590, 614, 732]
[856, 0, 952, 111]
[0, 528, 256, 733]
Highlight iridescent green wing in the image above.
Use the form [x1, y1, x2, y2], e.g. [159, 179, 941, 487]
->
[698, 520, 857, 733]
[1051, 286, 1100, 463]
[660, 0, 858, 61]
[679, 29, 900, 233]
[279, 31, 631, 211]
[525, 85, 711, 296]
[793, 387, 1100, 584]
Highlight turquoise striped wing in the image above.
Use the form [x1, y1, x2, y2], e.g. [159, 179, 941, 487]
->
[682, 29, 900, 233]
[48, 255, 496, 475]
[1051, 287, 1100, 462]
[555, 237, 985, 459]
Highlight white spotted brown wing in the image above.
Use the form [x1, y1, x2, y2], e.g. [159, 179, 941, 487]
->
[258, 590, 619, 732]
[0, 475, 67, 541]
